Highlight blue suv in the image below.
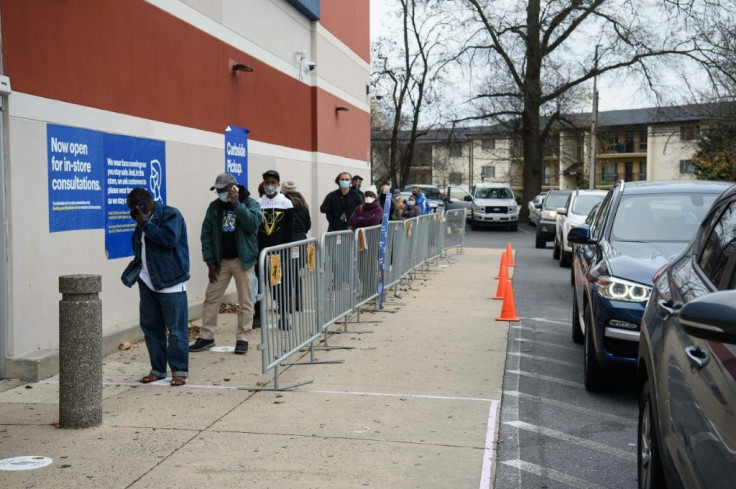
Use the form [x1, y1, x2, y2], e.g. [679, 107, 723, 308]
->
[568, 180, 730, 391]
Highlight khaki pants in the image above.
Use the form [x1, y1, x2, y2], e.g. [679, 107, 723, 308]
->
[200, 258, 254, 341]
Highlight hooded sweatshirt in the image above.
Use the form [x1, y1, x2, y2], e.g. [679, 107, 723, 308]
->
[348, 199, 384, 229]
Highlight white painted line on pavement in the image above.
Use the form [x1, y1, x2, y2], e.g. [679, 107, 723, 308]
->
[294, 389, 497, 403]
[510, 337, 579, 354]
[504, 420, 636, 461]
[516, 227, 531, 234]
[503, 391, 636, 425]
[506, 369, 584, 388]
[501, 459, 612, 489]
[524, 317, 569, 326]
[479, 400, 500, 489]
[509, 352, 579, 367]
[510, 326, 569, 338]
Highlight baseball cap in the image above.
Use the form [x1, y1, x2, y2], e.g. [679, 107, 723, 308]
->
[210, 173, 238, 190]
[262, 170, 280, 182]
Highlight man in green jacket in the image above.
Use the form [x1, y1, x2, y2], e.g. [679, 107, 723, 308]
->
[191, 173, 262, 355]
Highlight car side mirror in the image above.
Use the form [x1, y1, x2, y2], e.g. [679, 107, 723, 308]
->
[567, 224, 594, 244]
[679, 291, 736, 343]
[534, 203, 542, 209]
[556, 207, 568, 216]
[464, 195, 473, 202]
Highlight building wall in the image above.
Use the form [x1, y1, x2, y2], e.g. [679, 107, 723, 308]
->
[0, 0, 370, 376]
[647, 124, 699, 180]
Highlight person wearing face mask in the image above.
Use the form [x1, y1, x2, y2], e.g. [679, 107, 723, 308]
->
[191, 173, 262, 355]
[411, 186, 430, 215]
[254, 170, 294, 329]
[402, 195, 422, 219]
[348, 185, 384, 230]
[320, 172, 364, 231]
[350, 174, 364, 197]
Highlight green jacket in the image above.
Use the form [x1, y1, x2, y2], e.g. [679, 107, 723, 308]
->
[201, 187, 262, 270]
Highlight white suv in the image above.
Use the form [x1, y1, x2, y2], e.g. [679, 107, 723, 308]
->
[469, 183, 519, 231]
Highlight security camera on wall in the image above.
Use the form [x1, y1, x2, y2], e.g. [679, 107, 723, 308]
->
[306, 61, 316, 71]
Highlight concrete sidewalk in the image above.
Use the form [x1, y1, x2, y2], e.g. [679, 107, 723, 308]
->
[0, 248, 510, 488]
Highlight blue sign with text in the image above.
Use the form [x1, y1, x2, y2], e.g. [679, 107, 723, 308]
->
[377, 193, 392, 309]
[225, 125, 248, 187]
[103, 134, 166, 259]
[47, 124, 105, 232]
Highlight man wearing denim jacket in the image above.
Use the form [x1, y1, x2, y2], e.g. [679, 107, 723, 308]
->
[122, 188, 190, 387]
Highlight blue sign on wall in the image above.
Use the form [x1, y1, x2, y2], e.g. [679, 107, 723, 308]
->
[103, 134, 166, 259]
[47, 124, 105, 232]
[377, 193, 392, 309]
[225, 125, 248, 187]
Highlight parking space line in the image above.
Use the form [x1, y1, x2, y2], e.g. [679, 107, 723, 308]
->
[524, 317, 569, 326]
[510, 337, 579, 354]
[503, 390, 636, 425]
[507, 369, 584, 388]
[479, 400, 500, 489]
[501, 459, 612, 489]
[510, 325, 569, 338]
[504, 420, 636, 461]
[509, 351, 579, 367]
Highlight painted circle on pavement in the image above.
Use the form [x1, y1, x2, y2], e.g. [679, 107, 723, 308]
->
[0, 456, 53, 471]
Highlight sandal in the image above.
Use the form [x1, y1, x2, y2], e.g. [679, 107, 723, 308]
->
[140, 374, 165, 384]
[170, 376, 187, 387]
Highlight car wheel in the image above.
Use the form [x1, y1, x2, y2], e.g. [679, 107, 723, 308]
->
[638, 380, 666, 489]
[510, 223, 518, 231]
[572, 294, 583, 344]
[560, 251, 571, 267]
[584, 303, 605, 391]
[553, 239, 561, 259]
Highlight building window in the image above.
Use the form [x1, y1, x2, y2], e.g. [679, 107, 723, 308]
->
[482, 166, 495, 179]
[543, 166, 550, 185]
[680, 126, 700, 141]
[638, 161, 647, 180]
[625, 132, 634, 153]
[639, 129, 647, 151]
[481, 138, 495, 150]
[624, 161, 634, 182]
[680, 159, 696, 174]
[449, 143, 462, 158]
[602, 162, 617, 182]
[448, 172, 463, 185]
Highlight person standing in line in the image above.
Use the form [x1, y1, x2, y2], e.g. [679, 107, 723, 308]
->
[253, 170, 294, 328]
[190, 173, 262, 355]
[389, 191, 405, 221]
[121, 188, 190, 387]
[320, 172, 364, 231]
[402, 194, 422, 219]
[281, 180, 311, 311]
[348, 185, 384, 230]
[411, 186, 429, 215]
[351, 174, 364, 197]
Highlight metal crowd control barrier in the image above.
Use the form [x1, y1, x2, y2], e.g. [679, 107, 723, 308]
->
[443, 209, 466, 255]
[245, 238, 338, 391]
[245, 209, 465, 391]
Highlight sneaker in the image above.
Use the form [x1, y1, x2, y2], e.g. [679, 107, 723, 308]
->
[234, 340, 248, 355]
[189, 338, 215, 352]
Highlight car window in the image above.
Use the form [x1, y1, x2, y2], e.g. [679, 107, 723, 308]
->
[586, 203, 601, 225]
[591, 192, 613, 240]
[572, 195, 606, 216]
[611, 193, 719, 242]
[423, 188, 441, 199]
[698, 201, 736, 287]
[543, 192, 571, 209]
[449, 187, 470, 200]
[475, 187, 513, 199]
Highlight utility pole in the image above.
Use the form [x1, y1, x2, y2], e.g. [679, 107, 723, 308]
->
[468, 140, 474, 189]
[589, 45, 599, 190]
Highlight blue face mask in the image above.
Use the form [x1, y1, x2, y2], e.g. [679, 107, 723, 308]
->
[339, 180, 350, 189]
[218, 192, 229, 202]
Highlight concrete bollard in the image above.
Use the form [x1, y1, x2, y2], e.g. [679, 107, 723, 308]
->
[58, 274, 102, 428]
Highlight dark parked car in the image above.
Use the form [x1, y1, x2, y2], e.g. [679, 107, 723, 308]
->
[535, 189, 572, 248]
[637, 183, 736, 489]
[568, 180, 731, 391]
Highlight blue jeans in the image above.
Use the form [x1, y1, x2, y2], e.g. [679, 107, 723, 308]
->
[138, 282, 189, 378]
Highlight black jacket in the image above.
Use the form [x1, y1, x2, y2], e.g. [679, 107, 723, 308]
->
[292, 205, 311, 241]
[320, 188, 363, 231]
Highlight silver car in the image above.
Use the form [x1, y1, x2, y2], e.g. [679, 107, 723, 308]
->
[527, 192, 547, 226]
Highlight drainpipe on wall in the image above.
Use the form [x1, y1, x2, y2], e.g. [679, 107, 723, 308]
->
[0, 11, 9, 378]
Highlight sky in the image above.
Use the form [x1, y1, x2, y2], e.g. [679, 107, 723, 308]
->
[368, 0, 696, 113]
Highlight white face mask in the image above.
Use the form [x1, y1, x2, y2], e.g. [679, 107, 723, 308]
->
[364, 196, 376, 204]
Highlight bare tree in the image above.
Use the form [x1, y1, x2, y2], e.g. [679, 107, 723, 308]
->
[371, 0, 463, 188]
[457, 0, 724, 218]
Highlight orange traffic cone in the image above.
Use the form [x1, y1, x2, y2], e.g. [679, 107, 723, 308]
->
[493, 262, 509, 300]
[496, 278, 521, 321]
[505, 242, 515, 267]
[495, 251, 507, 279]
